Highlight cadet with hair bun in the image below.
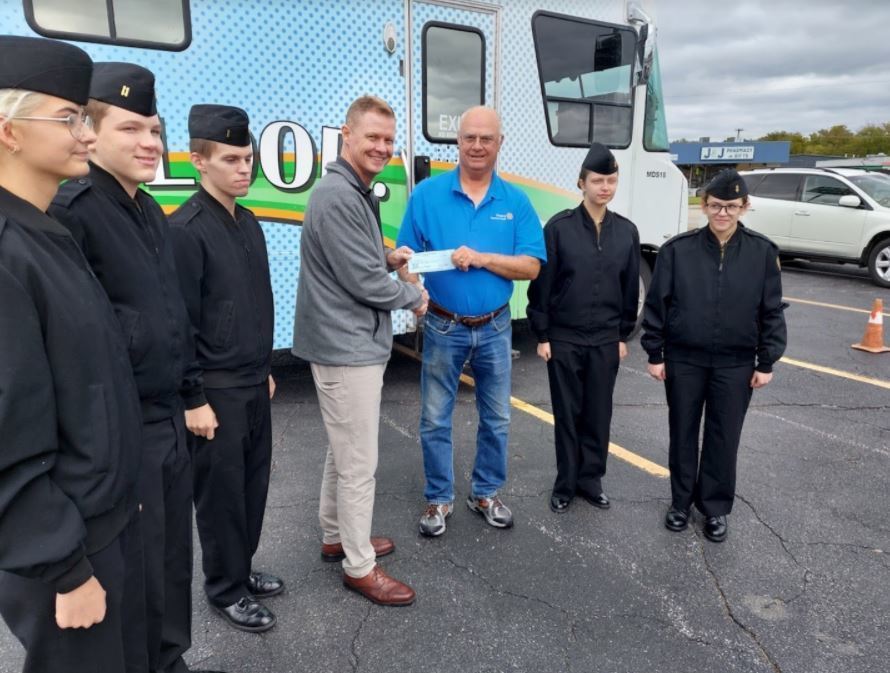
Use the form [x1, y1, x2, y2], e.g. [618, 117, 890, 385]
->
[527, 142, 640, 515]
[0, 36, 144, 673]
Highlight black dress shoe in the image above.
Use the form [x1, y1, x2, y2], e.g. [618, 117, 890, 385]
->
[213, 596, 276, 633]
[704, 515, 728, 543]
[247, 571, 284, 597]
[549, 495, 571, 513]
[578, 491, 610, 509]
[664, 507, 689, 532]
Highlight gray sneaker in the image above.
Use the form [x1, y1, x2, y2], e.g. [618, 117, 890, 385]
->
[466, 495, 513, 528]
[419, 502, 453, 537]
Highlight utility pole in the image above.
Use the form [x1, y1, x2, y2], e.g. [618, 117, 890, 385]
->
[736, 128, 744, 142]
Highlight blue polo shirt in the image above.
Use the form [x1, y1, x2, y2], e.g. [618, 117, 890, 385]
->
[397, 168, 546, 315]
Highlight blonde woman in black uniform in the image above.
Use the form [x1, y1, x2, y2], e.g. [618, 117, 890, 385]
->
[0, 36, 144, 672]
[528, 143, 640, 514]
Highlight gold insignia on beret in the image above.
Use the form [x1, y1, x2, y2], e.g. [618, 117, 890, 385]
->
[120, 85, 130, 97]
[735, 184, 740, 193]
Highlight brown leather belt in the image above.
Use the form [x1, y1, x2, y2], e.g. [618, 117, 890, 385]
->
[428, 301, 509, 328]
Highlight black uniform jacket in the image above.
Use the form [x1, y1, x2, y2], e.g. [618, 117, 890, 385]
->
[168, 187, 274, 407]
[527, 205, 640, 345]
[49, 163, 197, 422]
[0, 187, 141, 592]
[641, 223, 787, 372]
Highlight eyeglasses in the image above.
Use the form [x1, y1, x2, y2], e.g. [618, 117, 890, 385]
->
[705, 203, 743, 214]
[11, 110, 94, 140]
[459, 134, 497, 147]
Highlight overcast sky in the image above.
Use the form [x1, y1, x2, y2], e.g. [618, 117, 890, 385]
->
[655, 0, 890, 142]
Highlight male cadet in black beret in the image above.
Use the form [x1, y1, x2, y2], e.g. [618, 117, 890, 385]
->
[527, 143, 640, 514]
[641, 169, 787, 542]
[0, 37, 145, 672]
[168, 105, 279, 633]
[48, 64, 216, 673]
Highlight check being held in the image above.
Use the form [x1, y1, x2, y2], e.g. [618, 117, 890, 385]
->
[408, 249, 456, 273]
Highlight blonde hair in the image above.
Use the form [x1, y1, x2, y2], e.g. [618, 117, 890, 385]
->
[189, 137, 216, 158]
[0, 89, 45, 130]
[345, 95, 394, 127]
[85, 99, 112, 132]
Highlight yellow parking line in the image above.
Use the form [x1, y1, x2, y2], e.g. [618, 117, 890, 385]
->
[459, 373, 670, 478]
[780, 357, 890, 390]
[398, 345, 888, 479]
[784, 296, 889, 317]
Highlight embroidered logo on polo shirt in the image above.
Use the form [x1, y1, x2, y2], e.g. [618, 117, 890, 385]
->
[491, 212, 514, 221]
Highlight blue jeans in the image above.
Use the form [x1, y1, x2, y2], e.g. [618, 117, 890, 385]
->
[420, 307, 512, 503]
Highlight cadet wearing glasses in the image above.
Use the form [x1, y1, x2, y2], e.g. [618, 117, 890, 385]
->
[641, 169, 787, 543]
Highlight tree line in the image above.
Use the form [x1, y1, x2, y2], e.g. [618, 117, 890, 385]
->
[758, 123, 890, 157]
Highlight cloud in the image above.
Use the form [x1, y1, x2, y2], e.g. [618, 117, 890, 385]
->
[656, 0, 890, 140]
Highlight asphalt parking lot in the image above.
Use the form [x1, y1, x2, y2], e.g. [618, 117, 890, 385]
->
[2, 261, 888, 673]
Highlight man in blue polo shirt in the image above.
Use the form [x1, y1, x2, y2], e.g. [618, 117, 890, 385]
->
[397, 106, 546, 537]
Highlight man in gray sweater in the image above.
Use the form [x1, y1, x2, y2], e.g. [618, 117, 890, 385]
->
[292, 95, 427, 606]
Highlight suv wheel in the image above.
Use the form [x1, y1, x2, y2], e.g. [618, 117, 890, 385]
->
[867, 237, 890, 288]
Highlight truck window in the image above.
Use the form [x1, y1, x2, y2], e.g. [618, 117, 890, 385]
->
[532, 11, 635, 148]
[25, 0, 191, 51]
[422, 22, 485, 143]
[643, 49, 669, 152]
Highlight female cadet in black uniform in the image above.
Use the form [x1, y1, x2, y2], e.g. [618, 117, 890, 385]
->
[641, 169, 787, 543]
[0, 37, 144, 672]
[527, 143, 640, 514]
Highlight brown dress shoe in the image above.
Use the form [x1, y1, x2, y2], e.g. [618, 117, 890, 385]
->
[343, 565, 415, 606]
[321, 536, 395, 562]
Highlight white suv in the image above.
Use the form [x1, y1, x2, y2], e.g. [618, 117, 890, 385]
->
[739, 168, 890, 287]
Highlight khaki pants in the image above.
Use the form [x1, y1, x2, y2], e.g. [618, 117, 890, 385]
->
[310, 362, 386, 578]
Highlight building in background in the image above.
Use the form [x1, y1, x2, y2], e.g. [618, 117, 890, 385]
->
[670, 140, 790, 192]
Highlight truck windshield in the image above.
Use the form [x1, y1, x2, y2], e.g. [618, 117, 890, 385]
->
[643, 48, 670, 152]
[533, 12, 636, 148]
[849, 174, 890, 208]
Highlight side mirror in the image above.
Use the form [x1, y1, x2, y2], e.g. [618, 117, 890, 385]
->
[838, 194, 861, 208]
[628, 2, 655, 85]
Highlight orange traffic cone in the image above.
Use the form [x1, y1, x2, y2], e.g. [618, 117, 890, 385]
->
[852, 299, 890, 353]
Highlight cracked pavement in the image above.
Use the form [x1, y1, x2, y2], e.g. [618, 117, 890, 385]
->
[2, 264, 888, 672]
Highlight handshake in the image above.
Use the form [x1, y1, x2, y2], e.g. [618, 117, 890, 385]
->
[387, 246, 428, 318]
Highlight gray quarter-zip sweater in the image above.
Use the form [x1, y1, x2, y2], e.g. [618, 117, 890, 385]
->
[292, 160, 422, 365]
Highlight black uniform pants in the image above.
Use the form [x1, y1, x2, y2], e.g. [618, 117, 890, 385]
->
[0, 514, 146, 673]
[547, 340, 620, 500]
[664, 360, 754, 517]
[137, 415, 193, 673]
[192, 383, 272, 608]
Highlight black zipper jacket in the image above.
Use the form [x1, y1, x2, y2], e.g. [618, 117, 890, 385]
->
[168, 187, 274, 406]
[49, 163, 197, 421]
[527, 205, 640, 345]
[641, 223, 787, 372]
[0, 187, 141, 592]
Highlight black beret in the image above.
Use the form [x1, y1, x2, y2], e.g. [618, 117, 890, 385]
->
[90, 62, 157, 116]
[0, 36, 92, 105]
[188, 104, 251, 146]
[705, 169, 748, 200]
[582, 142, 618, 175]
